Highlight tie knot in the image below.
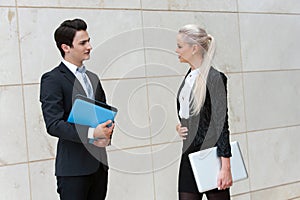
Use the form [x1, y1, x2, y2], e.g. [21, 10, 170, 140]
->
[77, 66, 86, 74]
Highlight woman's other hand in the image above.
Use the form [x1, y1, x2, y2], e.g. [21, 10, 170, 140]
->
[176, 123, 188, 140]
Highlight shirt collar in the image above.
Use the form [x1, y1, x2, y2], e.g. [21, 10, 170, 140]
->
[185, 68, 200, 87]
[62, 59, 83, 75]
[189, 68, 200, 77]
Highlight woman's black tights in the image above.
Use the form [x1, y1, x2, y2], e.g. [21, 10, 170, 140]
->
[179, 188, 230, 200]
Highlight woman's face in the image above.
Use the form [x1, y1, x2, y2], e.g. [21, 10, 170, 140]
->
[175, 33, 194, 63]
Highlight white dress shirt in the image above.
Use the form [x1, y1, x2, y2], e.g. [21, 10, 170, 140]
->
[62, 60, 93, 97]
[179, 68, 200, 119]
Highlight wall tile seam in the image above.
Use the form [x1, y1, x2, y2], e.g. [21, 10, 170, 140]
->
[142, 9, 239, 14]
[0, 83, 39, 87]
[11, 67, 300, 86]
[246, 124, 300, 134]
[241, 69, 300, 74]
[100, 68, 300, 80]
[237, 11, 300, 16]
[289, 196, 300, 200]
[236, 0, 246, 131]
[0, 158, 54, 168]
[0, 162, 28, 168]
[249, 180, 300, 194]
[12, 5, 142, 11]
[226, 68, 300, 75]
[142, 9, 300, 16]
[2, 68, 300, 87]
[4, 69, 299, 86]
[101, 75, 185, 81]
[89, 69, 300, 80]
[0, 75, 184, 86]
[27, 158, 56, 164]
[14, 2, 33, 198]
[0, 5, 16, 8]
[230, 131, 248, 136]
[231, 191, 250, 198]
[9, 6, 238, 13]
[107, 140, 182, 153]
[2, 5, 299, 16]
[0, 5, 300, 15]
[140, 8, 158, 197]
[236, 0, 253, 191]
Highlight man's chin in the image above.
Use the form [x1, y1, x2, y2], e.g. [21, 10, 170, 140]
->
[84, 55, 90, 60]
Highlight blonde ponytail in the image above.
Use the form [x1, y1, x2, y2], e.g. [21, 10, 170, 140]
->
[179, 25, 216, 115]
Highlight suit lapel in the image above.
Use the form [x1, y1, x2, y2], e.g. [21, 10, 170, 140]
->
[58, 63, 86, 96]
[86, 71, 98, 97]
[177, 69, 191, 99]
[177, 68, 192, 114]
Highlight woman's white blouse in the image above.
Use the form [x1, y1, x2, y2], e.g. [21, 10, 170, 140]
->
[179, 69, 200, 119]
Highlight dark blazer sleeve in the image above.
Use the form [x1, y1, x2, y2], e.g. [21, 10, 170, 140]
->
[40, 70, 90, 144]
[210, 72, 231, 157]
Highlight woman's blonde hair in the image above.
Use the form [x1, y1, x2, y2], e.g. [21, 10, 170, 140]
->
[179, 24, 216, 115]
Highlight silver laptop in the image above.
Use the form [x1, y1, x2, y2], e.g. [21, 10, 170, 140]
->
[188, 141, 248, 193]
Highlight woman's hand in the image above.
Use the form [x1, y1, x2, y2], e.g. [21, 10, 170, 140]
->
[217, 157, 233, 190]
[176, 123, 188, 140]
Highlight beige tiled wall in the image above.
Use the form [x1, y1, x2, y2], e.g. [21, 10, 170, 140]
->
[239, 14, 300, 71]
[1, 0, 299, 199]
[0, 8, 21, 85]
[238, 0, 300, 14]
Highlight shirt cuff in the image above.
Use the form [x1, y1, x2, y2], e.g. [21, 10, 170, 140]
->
[88, 128, 95, 139]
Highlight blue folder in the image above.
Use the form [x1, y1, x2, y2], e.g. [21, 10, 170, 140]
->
[67, 95, 118, 142]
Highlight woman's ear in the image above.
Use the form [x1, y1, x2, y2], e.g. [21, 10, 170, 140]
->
[192, 44, 200, 55]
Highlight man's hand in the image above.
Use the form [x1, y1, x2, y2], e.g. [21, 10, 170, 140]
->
[93, 138, 111, 147]
[93, 120, 115, 147]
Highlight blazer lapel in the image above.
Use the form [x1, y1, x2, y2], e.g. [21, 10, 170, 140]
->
[58, 63, 86, 96]
[86, 71, 98, 97]
[177, 69, 191, 99]
[177, 68, 192, 115]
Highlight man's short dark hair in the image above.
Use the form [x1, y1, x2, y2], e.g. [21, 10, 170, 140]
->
[54, 18, 87, 57]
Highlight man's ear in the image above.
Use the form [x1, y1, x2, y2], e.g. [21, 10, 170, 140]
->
[61, 44, 70, 54]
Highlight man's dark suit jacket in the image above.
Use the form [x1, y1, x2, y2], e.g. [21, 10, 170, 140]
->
[40, 62, 108, 176]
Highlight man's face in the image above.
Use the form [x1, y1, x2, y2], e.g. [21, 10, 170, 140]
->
[67, 30, 92, 66]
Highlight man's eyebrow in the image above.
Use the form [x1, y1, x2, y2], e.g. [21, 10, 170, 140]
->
[79, 38, 90, 43]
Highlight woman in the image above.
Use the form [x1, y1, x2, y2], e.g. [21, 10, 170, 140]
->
[175, 24, 232, 200]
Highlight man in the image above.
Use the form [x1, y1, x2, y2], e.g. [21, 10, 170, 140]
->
[40, 18, 114, 200]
